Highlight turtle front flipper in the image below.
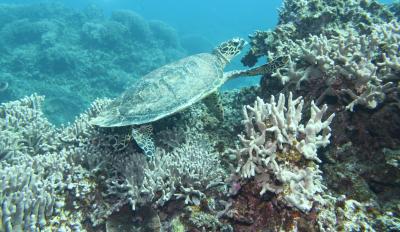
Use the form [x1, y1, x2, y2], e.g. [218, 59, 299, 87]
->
[203, 92, 224, 121]
[225, 55, 290, 80]
[132, 125, 155, 157]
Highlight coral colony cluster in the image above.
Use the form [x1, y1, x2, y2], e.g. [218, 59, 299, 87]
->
[0, 0, 400, 231]
[229, 92, 334, 212]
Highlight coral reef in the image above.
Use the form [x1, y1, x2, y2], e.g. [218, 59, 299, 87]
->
[0, 95, 93, 231]
[0, 3, 186, 125]
[25, 89, 238, 230]
[101, 133, 227, 215]
[239, 0, 400, 230]
[1, 73, 398, 231]
[242, 0, 395, 67]
[268, 20, 399, 112]
[1, 0, 400, 231]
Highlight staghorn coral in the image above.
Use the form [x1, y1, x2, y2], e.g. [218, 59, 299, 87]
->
[244, 0, 400, 113]
[342, 82, 397, 112]
[0, 150, 90, 232]
[242, 1, 400, 229]
[141, 134, 227, 207]
[57, 98, 133, 226]
[0, 94, 58, 162]
[229, 92, 334, 212]
[0, 94, 94, 231]
[376, 20, 400, 74]
[267, 21, 400, 111]
[0, 159, 61, 231]
[104, 132, 227, 214]
[55, 95, 231, 227]
[243, 0, 395, 66]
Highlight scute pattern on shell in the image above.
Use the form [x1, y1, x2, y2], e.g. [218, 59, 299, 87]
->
[91, 53, 225, 127]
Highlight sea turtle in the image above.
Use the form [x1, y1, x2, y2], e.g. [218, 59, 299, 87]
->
[90, 38, 288, 156]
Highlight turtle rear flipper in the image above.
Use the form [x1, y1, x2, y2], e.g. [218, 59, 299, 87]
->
[132, 125, 155, 157]
[203, 92, 224, 121]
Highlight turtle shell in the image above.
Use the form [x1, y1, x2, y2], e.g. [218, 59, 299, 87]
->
[91, 53, 225, 127]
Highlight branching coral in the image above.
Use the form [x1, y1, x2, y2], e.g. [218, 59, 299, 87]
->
[268, 21, 400, 111]
[115, 133, 227, 210]
[243, 0, 395, 65]
[244, 1, 400, 113]
[375, 21, 400, 73]
[341, 82, 397, 111]
[0, 94, 92, 231]
[241, 2, 400, 227]
[59, 97, 229, 226]
[0, 161, 60, 231]
[0, 94, 58, 162]
[230, 92, 334, 212]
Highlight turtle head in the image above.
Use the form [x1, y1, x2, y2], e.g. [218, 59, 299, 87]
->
[213, 38, 246, 65]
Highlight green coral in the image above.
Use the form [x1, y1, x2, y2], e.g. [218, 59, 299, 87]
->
[171, 217, 185, 232]
[189, 211, 221, 231]
[383, 148, 400, 169]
